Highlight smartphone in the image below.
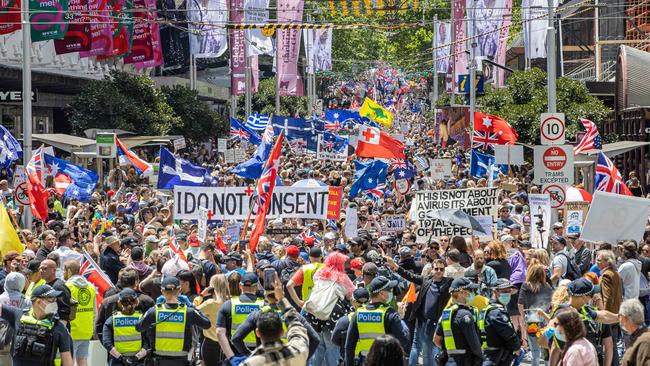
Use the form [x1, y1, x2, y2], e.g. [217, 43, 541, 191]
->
[263, 268, 275, 291]
[239, 240, 248, 251]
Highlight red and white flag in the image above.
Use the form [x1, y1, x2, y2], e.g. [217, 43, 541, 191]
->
[25, 146, 49, 221]
[573, 118, 603, 154]
[473, 112, 518, 145]
[81, 251, 114, 305]
[356, 126, 405, 160]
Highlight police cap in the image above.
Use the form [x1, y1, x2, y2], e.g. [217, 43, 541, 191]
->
[367, 276, 397, 294]
[31, 284, 62, 300]
[567, 278, 601, 297]
[119, 288, 138, 301]
[161, 276, 181, 291]
[449, 277, 480, 292]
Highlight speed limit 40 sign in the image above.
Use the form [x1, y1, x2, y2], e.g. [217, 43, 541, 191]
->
[540, 113, 565, 145]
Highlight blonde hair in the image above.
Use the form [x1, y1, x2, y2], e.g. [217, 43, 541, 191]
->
[551, 286, 570, 307]
[525, 264, 547, 293]
[487, 241, 507, 260]
[209, 274, 230, 304]
[527, 248, 550, 266]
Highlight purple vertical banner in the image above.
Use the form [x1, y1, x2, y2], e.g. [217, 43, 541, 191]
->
[276, 0, 304, 96]
[230, 0, 246, 96]
[135, 0, 162, 69]
[496, 0, 512, 87]
[79, 0, 112, 57]
[251, 55, 259, 92]
[123, 0, 153, 63]
[452, 0, 466, 87]
[54, 0, 93, 54]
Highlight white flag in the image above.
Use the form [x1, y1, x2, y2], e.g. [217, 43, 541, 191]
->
[244, 0, 274, 56]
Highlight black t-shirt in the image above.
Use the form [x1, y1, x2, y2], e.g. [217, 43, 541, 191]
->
[517, 282, 553, 312]
[1, 305, 72, 366]
[486, 259, 512, 280]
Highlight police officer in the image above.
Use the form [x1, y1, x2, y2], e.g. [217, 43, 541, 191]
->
[102, 289, 148, 366]
[63, 260, 96, 366]
[345, 276, 410, 366]
[216, 272, 264, 360]
[136, 277, 211, 366]
[478, 279, 521, 366]
[549, 278, 618, 366]
[0, 284, 74, 366]
[434, 277, 483, 366]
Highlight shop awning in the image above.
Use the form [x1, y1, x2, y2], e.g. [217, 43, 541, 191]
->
[32, 133, 96, 153]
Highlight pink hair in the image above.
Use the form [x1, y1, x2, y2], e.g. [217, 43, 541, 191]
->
[314, 252, 355, 296]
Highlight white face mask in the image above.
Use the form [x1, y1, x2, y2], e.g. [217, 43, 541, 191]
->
[44, 302, 58, 315]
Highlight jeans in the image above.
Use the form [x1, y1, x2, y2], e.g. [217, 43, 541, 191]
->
[309, 329, 340, 366]
[408, 319, 440, 366]
[527, 333, 545, 366]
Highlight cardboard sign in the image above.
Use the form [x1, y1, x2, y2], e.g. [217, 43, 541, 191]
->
[266, 227, 302, 235]
[529, 193, 551, 248]
[12, 165, 25, 188]
[173, 186, 331, 220]
[217, 138, 228, 152]
[581, 191, 650, 244]
[382, 214, 405, 235]
[234, 148, 246, 163]
[197, 207, 208, 242]
[173, 137, 187, 151]
[224, 149, 235, 163]
[344, 207, 358, 238]
[316, 134, 348, 162]
[327, 186, 343, 219]
[430, 159, 452, 180]
[563, 201, 589, 236]
[415, 187, 499, 243]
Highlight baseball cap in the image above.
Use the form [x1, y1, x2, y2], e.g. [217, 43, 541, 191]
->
[286, 245, 300, 258]
[550, 235, 567, 246]
[161, 276, 181, 291]
[240, 272, 259, 286]
[449, 277, 480, 292]
[189, 233, 200, 247]
[119, 288, 138, 301]
[500, 235, 515, 242]
[31, 284, 62, 299]
[121, 237, 138, 247]
[309, 247, 323, 258]
[367, 276, 398, 294]
[335, 244, 349, 253]
[552, 222, 564, 229]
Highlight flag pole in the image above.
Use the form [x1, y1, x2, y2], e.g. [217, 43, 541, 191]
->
[5, 203, 28, 245]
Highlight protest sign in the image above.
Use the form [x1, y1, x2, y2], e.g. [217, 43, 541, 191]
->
[197, 207, 208, 242]
[234, 148, 246, 163]
[12, 165, 25, 187]
[266, 227, 302, 236]
[316, 134, 348, 161]
[217, 138, 228, 152]
[430, 159, 452, 180]
[529, 193, 551, 248]
[382, 214, 405, 235]
[224, 149, 235, 163]
[173, 137, 187, 151]
[581, 191, 650, 244]
[494, 145, 524, 165]
[174, 186, 330, 220]
[474, 215, 493, 240]
[225, 223, 241, 243]
[344, 207, 358, 238]
[327, 186, 342, 219]
[563, 201, 589, 236]
[415, 187, 499, 242]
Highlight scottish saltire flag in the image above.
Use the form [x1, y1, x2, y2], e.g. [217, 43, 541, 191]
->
[350, 160, 388, 199]
[0, 126, 21, 175]
[574, 118, 603, 154]
[116, 137, 153, 176]
[390, 159, 416, 180]
[158, 147, 218, 189]
[44, 153, 98, 202]
[470, 149, 508, 180]
[230, 118, 262, 145]
[230, 126, 275, 179]
[595, 152, 632, 196]
[245, 113, 270, 132]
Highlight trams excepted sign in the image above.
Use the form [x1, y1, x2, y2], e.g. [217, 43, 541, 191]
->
[534, 145, 574, 185]
[540, 113, 565, 145]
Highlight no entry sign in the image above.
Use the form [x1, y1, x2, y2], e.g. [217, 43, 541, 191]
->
[543, 184, 566, 208]
[534, 145, 574, 185]
[540, 113, 565, 145]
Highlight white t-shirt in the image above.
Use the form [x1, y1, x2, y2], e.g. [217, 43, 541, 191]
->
[551, 250, 569, 283]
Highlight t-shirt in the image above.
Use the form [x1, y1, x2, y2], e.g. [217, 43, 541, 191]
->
[551, 250, 569, 280]
[517, 283, 553, 312]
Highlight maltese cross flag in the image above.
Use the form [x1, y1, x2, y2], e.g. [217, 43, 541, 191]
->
[356, 125, 405, 160]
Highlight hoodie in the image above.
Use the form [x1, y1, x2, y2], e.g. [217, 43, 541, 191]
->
[129, 261, 152, 281]
[0, 272, 31, 310]
[67, 274, 92, 290]
[619, 258, 642, 300]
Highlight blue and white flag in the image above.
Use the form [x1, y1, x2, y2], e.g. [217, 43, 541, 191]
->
[230, 126, 275, 179]
[271, 115, 318, 153]
[158, 147, 218, 189]
[0, 125, 21, 175]
[316, 133, 348, 161]
[245, 113, 270, 132]
[350, 159, 388, 200]
[470, 149, 508, 181]
[230, 118, 261, 145]
[44, 154, 98, 202]
[390, 159, 416, 180]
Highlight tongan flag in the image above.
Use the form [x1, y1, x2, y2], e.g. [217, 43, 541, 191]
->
[249, 133, 284, 253]
[116, 137, 153, 176]
[81, 250, 114, 304]
[158, 147, 218, 189]
[44, 153, 98, 202]
[356, 125, 405, 159]
[349, 160, 388, 199]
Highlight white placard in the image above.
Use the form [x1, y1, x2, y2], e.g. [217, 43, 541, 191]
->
[12, 165, 25, 187]
[344, 207, 358, 238]
[382, 214, 405, 235]
[540, 113, 565, 145]
[529, 193, 551, 248]
[494, 145, 525, 165]
[217, 138, 228, 152]
[533, 145, 574, 185]
[224, 149, 235, 163]
[316, 134, 348, 161]
[197, 207, 208, 242]
[225, 223, 241, 243]
[430, 159, 452, 180]
[173, 137, 187, 151]
[581, 191, 650, 244]
[234, 148, 246, 163]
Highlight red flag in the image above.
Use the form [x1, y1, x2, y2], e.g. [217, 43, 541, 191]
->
[25, 146, 49, 221]
[356, 126, 406, 159]
[216, 231, 227, 254]
[80, 251, 113, 305]
[473, 112, 518, 145]
[249, 134, 284, 253]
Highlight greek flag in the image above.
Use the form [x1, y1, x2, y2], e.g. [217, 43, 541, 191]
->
[245, 114, 270, 132]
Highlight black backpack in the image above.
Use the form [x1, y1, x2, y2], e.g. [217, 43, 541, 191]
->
[280, 265, 299, 285]
[557, 252, 581, 280]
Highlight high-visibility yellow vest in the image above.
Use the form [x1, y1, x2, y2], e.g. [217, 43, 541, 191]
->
[231, 297, 264, 347]
[26, 279, 46, 297]
[66, 281, 96, 340]
[441, 303, 477, 355]
[154, 304, 188, 357]
[261, 306, 288, 343]
[477, 304, 501, 350]
[113, 311, 143, 356]
[355, 304, 388, 356]
[301, 263, 323, 300]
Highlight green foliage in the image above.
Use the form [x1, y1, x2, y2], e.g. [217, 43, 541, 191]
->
[68, 71, 180, 136]
[161, 85, 228, 141]
[237, 77, 308, 118]
[479, 68, 612, 145]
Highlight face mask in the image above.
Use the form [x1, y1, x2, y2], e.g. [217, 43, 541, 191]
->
[554, 328, 566, 342]
[466, 292, 476, 305]
[44, 302, 58, 316]
[498, 294, 512, 305]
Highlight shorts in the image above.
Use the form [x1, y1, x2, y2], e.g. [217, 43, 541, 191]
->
[73, 340, 89, 359]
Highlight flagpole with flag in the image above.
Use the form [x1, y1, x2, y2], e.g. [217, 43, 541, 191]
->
[81, 250, 114, 305]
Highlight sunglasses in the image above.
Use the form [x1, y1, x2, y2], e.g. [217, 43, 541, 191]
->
[433, 268, 445, 272]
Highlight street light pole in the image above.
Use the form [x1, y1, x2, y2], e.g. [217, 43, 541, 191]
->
[547, 0, 557, 113]
[22, 0, 32, 228]
[469, 0, 477, 128]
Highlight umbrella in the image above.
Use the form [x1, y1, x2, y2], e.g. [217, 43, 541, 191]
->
[292, 179, 327, 188]
[566, 187, 592, 203]
[425, 208, 489, 235]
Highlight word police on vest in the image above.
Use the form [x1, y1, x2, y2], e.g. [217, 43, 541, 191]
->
[235, 304, 261, 315]
[157, 311, 186, 323]
[358, 312, 383, 323]
[114, 316, 140, 327]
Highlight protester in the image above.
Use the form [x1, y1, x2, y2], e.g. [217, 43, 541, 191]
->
[365, 335, 406, 366]
[619, 299, 650, 365]
[618, 241, 642, 300]
[518, 263, 553, 365]
[554, 308, 599, 366]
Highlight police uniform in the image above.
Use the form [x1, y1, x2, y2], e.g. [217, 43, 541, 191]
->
[136, 277, 211, 366]
[478, 279, 521, 366]
[1, 284, 73, 366]
[345, 276, 410, 366]
[435, 277, 483, 366]
[102, 289, 149, 366]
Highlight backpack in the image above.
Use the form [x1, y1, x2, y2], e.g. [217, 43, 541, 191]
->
[0, 318, 13, 353]
[280, 265, 299, 285]
[557, 252, 581, 280]
[304, 279, 346, 320]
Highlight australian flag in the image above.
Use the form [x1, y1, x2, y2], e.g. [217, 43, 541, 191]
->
[158, 147, 218, 189]
[390, 159, 416, 180]
[230, 118, 261, 145]
[230, 126, 275, 179]
[321, 132, 348, 154]
[350, 159, 388, 199]
[43, 154, 98, 202]
[470, 149, 508, 180]
[0, 126, 21, 175]
[271, 115, 318, 153]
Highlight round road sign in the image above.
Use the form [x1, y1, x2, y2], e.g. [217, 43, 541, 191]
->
[394, 179, 411, 196]
[543, 184, 566, 209]
[14, 182, 29, 206]
[541, 115, 565, 143]
[542, 147, 567, 171]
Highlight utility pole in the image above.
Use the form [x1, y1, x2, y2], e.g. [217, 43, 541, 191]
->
[594, 0, 601, 80]
[432, 14, 438, 108]
[469, 0, 477, 128]
[547, 0, 557, 112]
[22, 0, 32, 227]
